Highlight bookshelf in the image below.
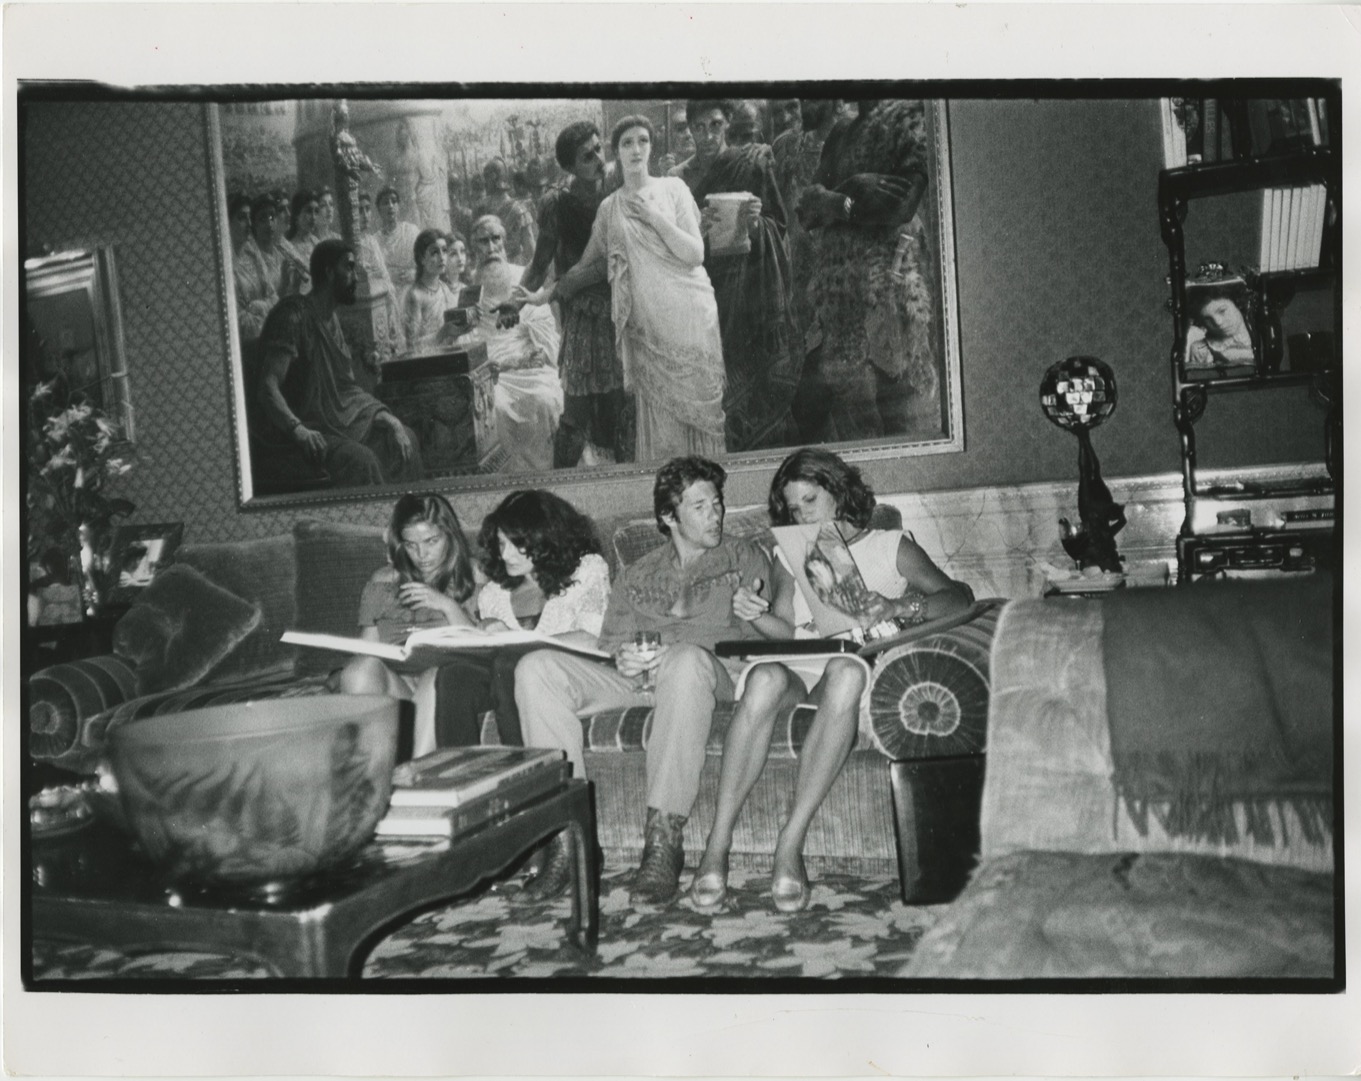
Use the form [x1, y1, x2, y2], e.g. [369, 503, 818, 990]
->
[1157, 146, 1339, 584]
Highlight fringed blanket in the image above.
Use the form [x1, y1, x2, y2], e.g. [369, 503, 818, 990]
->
[1101, 575, 1333, 847]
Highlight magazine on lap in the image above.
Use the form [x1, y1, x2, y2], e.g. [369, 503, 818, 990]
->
[762, 523, 990, 660]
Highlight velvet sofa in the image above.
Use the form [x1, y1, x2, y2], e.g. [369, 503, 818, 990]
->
[28, 509, 1002, 884]
[900, 574, 1335, 980]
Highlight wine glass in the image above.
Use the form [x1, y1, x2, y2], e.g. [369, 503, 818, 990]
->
[633, 631, 661, 690]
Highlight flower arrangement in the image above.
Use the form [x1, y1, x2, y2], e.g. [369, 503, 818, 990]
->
[26, 379, 135, 618]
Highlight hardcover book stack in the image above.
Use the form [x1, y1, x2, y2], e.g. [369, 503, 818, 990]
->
[376, 746, 569, 839]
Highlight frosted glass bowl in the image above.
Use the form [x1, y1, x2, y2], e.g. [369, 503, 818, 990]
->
[107, 695, 398, 890]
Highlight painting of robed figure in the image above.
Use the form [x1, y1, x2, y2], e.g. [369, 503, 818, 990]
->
[210, 90, 963, 507]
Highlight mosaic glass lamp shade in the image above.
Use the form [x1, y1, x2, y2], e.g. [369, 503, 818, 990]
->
[1039, 356, 1126, 573]
[1040, 355, 1118, 433]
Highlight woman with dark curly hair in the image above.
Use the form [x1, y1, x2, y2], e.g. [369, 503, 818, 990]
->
[431, 490, 611, 753]
[689, 446, 973, 914]
[476, 489, 610, 646]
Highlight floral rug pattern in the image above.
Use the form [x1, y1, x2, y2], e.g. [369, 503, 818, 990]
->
[31, 867, 936, 983]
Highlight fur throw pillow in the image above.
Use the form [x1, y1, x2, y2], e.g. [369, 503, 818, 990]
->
[112, 564, 262, 696]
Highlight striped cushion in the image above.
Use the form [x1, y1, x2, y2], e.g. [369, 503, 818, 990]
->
[866, 601, 1003, 761]
[29, 655, 138, 764]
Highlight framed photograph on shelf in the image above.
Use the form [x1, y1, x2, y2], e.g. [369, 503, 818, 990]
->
[1182, 270, 1259, 378]
[106, 522, 183, 604]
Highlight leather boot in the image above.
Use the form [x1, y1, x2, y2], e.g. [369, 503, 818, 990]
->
[513, 831, 574, 905]
[629, 807, 686, 906]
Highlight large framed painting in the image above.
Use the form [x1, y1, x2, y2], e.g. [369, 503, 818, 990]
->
[208, 90, 963, 507]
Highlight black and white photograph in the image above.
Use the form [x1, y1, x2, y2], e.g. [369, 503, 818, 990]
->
[6, 5, 1356, 1080]
[106, 520, 183, 603]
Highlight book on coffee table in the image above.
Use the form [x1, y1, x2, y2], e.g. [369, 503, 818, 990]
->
[281, 626, 608, 663]
[389, 746, 568, 808]
[376, 760, 571, 838]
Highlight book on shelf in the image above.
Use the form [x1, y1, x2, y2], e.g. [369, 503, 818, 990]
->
[1161, 99, 1188, 169]
[376, 759, 570, 837]
[1285, 185, 1306, 270]
[1257, 187, 1274, 271]
[389, 746, 567, 808]
[280, 626, 608, 663]
[1271, 186, 1289, 270]
[1201, 98, 1220, 163]
[1308, 185, 1328, 268]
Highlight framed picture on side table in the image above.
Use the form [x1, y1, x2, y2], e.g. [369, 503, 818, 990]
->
[106, 522, 184, 605]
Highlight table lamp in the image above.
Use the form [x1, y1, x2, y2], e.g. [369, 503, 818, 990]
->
[1039, 356, 1126, 574]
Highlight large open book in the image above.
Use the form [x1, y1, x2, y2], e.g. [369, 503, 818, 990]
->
[281, 625, 608, 663]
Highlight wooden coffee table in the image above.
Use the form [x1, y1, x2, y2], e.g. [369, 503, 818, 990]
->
[29, 779, 598, 979]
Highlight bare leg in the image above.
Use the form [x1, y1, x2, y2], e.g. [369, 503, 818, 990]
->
[693, 663, 803, 888]
[339, 655, 411, 700]
[772, 658, 867, 892]
[339, 655, 418, 755]
[411, 667, 440, 758]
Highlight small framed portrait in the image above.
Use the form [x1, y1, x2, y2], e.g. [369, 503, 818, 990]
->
[107, 522, 184, 604]
[1183, 273, 1259, 374]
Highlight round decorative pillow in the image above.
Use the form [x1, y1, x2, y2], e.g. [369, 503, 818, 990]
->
[867, 605, 999, 760]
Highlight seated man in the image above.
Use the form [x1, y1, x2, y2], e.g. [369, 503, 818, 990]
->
[256, 238, 423, 488]
[453, 214, 563, 474]
[515, 456, 793, 905]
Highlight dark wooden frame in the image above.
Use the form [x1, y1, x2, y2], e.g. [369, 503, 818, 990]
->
[106, 522, 184, 605]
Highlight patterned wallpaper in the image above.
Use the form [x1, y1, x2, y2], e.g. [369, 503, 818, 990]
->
[21, 98, 1325, 546]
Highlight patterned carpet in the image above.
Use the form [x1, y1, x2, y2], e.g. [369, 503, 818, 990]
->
[30, 864, 937, 984]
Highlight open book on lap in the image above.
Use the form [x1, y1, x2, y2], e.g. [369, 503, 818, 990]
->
[281, 626, 608, 662]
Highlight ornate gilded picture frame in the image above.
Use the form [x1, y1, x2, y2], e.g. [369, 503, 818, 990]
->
[206, 91, 964, 508]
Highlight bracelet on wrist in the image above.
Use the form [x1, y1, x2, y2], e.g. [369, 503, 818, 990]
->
[902, 591, 928, 625]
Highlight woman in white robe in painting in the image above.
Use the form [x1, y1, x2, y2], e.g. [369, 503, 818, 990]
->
[548, 114, 726, 463]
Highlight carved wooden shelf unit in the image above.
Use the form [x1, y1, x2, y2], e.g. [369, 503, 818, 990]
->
[1157, 144, 1340, 583]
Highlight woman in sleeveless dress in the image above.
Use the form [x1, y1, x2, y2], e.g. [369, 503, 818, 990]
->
[551, 114, 727, 463]
[690, 447, 974, 913]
